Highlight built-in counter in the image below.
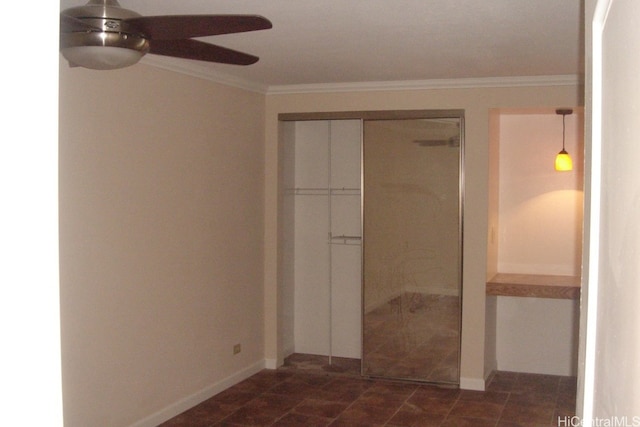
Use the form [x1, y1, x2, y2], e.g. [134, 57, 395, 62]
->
[486, 273, 581, 300]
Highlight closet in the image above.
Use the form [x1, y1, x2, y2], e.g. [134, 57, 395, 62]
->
[279, 110, 463, 385]
[280, 119, 362, 361]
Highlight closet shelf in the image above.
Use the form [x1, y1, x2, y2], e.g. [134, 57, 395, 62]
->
[329, 234, 362, 245]
[486, 273, 581, 299]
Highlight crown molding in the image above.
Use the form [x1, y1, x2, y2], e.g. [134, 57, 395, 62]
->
[140, 57, 581, 96]
[266, 74, 582, 95]
[140, 56, 269, 94]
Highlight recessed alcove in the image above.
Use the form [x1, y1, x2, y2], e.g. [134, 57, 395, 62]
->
[486, 108, 584, 376]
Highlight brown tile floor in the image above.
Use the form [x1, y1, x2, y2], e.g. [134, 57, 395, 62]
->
[159, 355, 577, 427]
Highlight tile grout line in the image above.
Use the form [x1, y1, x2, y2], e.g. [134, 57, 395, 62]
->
[265, 372, 376, 426]
[382, 384, 419, 426]
[494, 390, 511, 427]
[492, 373, 510, 427]
[439, 387, 463, 426]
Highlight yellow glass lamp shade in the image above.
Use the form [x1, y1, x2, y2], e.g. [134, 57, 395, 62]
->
[554, 108, 573, 172]
[555, 149, 573, 171]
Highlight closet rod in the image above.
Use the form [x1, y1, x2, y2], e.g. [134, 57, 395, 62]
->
[287, 187, 361, 195]
[330, 234, 362, 246]
[330, 187, 360, 192]
[330, 234, 362, 240]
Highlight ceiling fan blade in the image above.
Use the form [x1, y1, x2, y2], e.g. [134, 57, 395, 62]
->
[413, 136, 460, 147]
[414, 140, 448, 147]
[125, 15, 272, 40]
[148, 39, 259, 65]
[60, 13, 101, 33]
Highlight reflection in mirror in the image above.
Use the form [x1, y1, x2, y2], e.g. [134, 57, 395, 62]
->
[362, 116, 463, 384]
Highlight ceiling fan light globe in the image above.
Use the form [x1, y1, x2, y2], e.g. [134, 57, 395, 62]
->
[61, 45, 144, 70]
[60, 31, 149, 70]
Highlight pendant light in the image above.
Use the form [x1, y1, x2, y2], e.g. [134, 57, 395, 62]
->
[555, 108, 573, 171]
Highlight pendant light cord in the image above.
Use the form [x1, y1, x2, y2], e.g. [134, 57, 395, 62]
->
[562, 113, 566, 151]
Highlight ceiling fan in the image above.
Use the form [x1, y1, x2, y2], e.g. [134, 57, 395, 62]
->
[60, 0, 272, 70]
[413, 136, 460, 148]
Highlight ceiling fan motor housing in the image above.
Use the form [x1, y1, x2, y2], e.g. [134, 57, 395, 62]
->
[61, 0, 150, 69]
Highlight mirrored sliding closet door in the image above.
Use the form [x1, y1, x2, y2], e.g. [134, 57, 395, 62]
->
[362, 113, 463, 384]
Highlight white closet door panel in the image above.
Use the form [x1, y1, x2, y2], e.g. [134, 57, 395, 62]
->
[331, 196, 361, 237]
[331, 120, 362, 188]
[295, 121, 329, 188]
[294, 196, 330, 354]
[331, 245, 362, 358]
[329, 119, 362, 359]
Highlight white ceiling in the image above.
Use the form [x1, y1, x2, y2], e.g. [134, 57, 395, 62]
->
[59, 0, 584, 90]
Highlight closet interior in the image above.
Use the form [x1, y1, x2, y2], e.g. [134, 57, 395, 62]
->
[280, 119, 363, 363]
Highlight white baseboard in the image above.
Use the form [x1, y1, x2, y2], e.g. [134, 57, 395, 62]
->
[459, 376, 486, 391]
[130, 360, 266, 427]
[264, 358, 280, 370]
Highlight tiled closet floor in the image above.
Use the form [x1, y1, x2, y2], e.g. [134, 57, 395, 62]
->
[160, 354, 577, 427]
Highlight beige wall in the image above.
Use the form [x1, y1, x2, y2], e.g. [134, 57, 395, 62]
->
[497, 112, 584, 275]
[59, 63, 266, 426]
[264, 84, 582, 387]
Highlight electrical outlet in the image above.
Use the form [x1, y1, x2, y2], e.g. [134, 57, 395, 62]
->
[233, 344, 241, 355]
